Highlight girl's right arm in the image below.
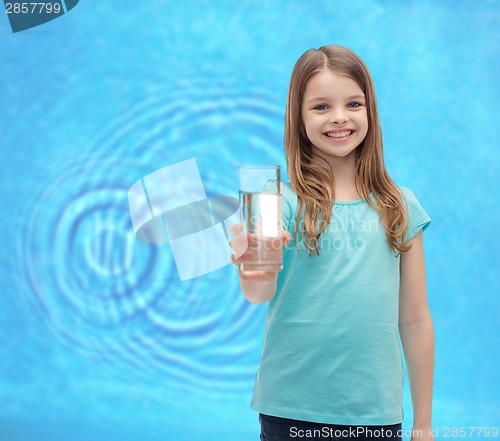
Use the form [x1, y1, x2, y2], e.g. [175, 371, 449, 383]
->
[228, 223, 291, 304]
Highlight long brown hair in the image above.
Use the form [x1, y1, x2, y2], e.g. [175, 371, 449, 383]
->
[285, 45, 411, 256]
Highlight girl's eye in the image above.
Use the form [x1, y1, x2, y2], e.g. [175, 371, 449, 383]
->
[347, 102, 361, 109]
[313, 104, 328, 111]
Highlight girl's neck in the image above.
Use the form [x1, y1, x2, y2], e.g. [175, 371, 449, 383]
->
[312, 152, 360, 201]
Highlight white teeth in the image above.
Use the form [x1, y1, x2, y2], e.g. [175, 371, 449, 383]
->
[326, 130, 352, 138]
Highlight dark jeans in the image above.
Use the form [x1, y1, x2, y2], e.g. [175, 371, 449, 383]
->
[259, 414, 402, 441]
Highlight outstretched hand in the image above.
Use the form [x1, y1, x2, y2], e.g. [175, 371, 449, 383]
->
[228, 223, 291, 280]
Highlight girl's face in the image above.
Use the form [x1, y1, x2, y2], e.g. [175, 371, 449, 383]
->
[301, 69, 368, 165]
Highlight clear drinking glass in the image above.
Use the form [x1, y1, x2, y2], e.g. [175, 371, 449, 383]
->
[238, 165, 282, 272]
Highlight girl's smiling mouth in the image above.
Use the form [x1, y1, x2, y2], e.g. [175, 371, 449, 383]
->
[323, 129, 355, 140]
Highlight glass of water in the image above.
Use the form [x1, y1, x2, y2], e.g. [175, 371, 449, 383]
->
[238, 165, 282, 272]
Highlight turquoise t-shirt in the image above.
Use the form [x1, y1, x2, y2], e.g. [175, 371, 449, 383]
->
[250, 183, 431, 425]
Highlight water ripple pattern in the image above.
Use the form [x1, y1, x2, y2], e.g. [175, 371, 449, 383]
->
[18, 69, 285, 395]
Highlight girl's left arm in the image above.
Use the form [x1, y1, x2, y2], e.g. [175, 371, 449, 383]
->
[399, 229, 435, 439]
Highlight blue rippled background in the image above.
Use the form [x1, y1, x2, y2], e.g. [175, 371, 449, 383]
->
[1, 1, 499, 440]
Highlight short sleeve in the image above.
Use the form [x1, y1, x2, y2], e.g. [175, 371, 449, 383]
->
[400, 187, 432, 241]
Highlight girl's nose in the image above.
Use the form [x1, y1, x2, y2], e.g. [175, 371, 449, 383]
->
[330, 109, 348, 125]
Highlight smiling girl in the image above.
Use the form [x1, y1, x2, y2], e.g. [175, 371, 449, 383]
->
[230, 45, 434, 441]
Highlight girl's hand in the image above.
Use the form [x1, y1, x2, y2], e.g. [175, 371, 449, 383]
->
[228, 223, 291, 281]
[411, 433, 434, 441]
